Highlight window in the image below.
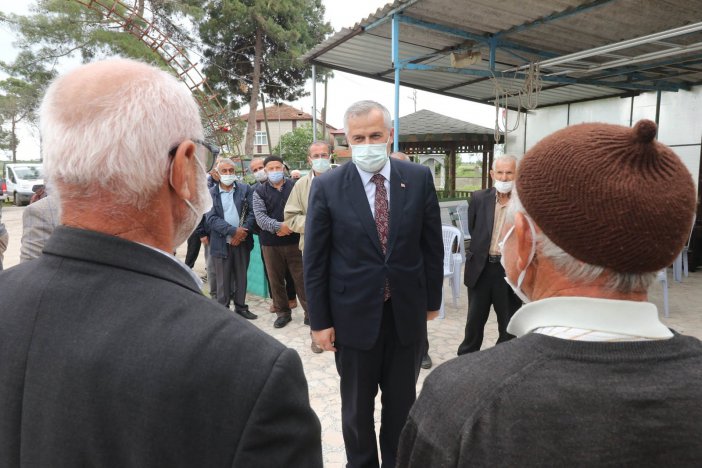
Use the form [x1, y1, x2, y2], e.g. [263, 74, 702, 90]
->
[254, 131, 268, 146]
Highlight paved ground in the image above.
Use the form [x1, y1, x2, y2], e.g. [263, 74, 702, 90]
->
[2, 203, 701, 466]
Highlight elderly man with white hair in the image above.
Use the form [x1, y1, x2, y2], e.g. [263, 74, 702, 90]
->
[397, 120, 702, 466]
[457, 154, 522, 355]
[0, 59, 322, 467]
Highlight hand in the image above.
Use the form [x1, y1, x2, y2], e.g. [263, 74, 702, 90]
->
[427, 310, 439, 321]
[277, 223, 293, 236]
[312, 327, 336, 352]
[200, 236, 209, 246]
[234, 227, 248, 242]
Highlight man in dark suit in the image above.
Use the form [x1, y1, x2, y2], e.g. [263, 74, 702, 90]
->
[304, 100, 443, 468]
[457, 155, 522, 355]
[0, 58, 321, 467]
[206, 157, 257, 318]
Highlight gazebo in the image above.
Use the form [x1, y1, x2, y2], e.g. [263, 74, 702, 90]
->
[397, 110, 499, 197]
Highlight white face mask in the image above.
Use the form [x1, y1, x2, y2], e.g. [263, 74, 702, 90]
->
[498, 217, 536, 303]
[311, 157, 331, 174]
[351, 137, 389, 173]
[219, 174, 236, 186]
[494, 180, 514, 194]
[170, 156, 212, 247]
[253, 169, 267, 182]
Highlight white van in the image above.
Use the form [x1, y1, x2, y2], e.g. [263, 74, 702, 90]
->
[4, 163, 44, 206]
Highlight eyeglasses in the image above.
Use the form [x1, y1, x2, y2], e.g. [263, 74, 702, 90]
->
[169, 139, 220, 173]
[310, 152, 330, 159]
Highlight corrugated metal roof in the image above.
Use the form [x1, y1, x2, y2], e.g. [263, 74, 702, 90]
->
[302, 0, 702, 109]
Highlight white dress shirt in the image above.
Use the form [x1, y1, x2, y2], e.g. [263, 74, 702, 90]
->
[507, 296, 673, 342]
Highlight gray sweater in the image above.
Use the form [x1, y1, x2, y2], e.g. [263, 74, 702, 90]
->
[398, 332, 702, 467]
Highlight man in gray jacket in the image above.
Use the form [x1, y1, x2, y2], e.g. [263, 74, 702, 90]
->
[398, 120, 701, 466]
[0, 58, 322, 467]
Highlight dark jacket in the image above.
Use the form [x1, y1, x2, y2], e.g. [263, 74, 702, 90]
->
[463, 187, 496, 289]
[0, 226, 322, 467]
[206, 182, 255, 258]
[303, 159, 444, 350]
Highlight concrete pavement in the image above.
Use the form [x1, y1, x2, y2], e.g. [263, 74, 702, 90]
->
[2, 203, 701, 466]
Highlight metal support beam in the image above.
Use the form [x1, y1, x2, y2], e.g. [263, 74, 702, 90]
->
[392, 14, 400, 152]
[402, 62, 681, 92]
[489, 37, 497, 71]
[510, 21, 702, 72]
[312, 64, 317, 142]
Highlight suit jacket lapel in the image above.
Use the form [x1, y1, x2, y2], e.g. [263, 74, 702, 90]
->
[386, 161, 405, 259]
[344, 165, 384, 256]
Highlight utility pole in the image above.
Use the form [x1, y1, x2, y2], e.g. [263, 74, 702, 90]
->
[408, 89, 418, 113]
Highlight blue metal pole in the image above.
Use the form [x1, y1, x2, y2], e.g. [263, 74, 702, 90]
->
[311, 64, 317, 142]
[392, 14, 400, 152]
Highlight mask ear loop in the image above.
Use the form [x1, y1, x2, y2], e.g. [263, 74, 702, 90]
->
[170, 149, 207, 217]
[516, 215, 537, 288]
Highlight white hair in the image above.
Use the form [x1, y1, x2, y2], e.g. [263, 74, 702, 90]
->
[40, 58, 203, 209]
[492, 154, 518, 170]
[343, 100, 392, 135]
[507, 188, 655, 293]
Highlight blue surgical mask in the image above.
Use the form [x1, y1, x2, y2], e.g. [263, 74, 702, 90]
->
[268, 171, 284, 184]
[498, 217, 536, 303]
[351, 138, 389, 173]
[311, 158, 331, 174]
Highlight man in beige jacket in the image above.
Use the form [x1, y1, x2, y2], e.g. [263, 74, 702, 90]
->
[284, 140, 333, 354]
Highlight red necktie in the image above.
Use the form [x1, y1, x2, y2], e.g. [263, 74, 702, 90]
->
[371, 174, 391, 300]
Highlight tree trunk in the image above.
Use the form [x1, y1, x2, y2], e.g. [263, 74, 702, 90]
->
[244, 27, 263, 157]
[260, 92, 273, 156]
[11, 117, 17, 162]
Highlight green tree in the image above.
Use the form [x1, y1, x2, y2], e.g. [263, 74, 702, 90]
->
[0, 51, 56, 161]
[198, 0, 331, 157]
[272, 124, 313, 167]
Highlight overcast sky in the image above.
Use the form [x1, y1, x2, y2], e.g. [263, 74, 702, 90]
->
[0, 0, 496, 160]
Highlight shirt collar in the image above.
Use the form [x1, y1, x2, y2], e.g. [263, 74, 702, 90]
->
[507, 296, 673, 339]
[356, 158, 391, 186]
[139, 242, 203, 289]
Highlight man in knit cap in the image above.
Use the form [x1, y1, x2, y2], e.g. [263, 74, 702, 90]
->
[397, 120, 702, 466]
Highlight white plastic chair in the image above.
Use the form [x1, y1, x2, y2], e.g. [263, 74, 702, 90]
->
[453, 201, 471, 241]
[656, 269, 669, 318]
[682, 214, 696, 278]
[439, 225, 463, 319]
[673, 214, 696, 282]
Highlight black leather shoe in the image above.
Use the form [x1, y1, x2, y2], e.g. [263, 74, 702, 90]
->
[236, 309, 258, 320]
[421, 353, 433, 369]
[274, 315, 292, 328]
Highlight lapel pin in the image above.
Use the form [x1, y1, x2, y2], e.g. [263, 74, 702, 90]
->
[400, 182, 406, 188]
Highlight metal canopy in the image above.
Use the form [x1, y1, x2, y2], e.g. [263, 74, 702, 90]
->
[302, 0, 702, 110]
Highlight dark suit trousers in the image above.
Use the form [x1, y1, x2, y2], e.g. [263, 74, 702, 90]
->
[457, 262, 521, 355]
[184, 231, 201, 268]
[335, 301, 424, 468]
[213, 244, 250, 312]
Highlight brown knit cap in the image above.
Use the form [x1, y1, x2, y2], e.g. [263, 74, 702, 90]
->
[517, 120, 696, 273]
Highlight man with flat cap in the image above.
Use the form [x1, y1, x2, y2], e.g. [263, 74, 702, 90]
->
[398, 120, 702, 466]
